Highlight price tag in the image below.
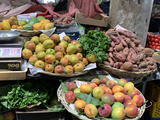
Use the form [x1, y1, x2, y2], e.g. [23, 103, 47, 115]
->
[75, 80, 88, 88]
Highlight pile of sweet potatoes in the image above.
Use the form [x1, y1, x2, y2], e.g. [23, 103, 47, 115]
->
[104, 29, 156, 72]
[54, 16, 74, 25]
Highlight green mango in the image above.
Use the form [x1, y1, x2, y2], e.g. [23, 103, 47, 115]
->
[28, 17, 38, 26]
[37, 16, 45, 22]
[18, 20, 27, 26]
[22, 24, 32, 30]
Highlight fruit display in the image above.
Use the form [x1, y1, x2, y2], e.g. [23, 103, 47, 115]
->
[59, 76, 145, 120]
[22, 33, 95, 74]
[0, 16, 54, 31]
[145, 33, 160, 50]
[102, 29, 157, 72]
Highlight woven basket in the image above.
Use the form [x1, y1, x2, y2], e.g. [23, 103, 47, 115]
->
[98, 63, 157, 79]
[15, 29, 42, 37]
[40, 70, 89, 77]
[57, 82, 146, 120]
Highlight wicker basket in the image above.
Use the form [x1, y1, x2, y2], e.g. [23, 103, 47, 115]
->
[15, 29, 42, 37]
[98, 63, 157, 79]
[40, 70, 89, 77]
[57, 82, 146, 120]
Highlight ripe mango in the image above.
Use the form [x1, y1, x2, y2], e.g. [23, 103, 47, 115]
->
[2, 19, 11, 30]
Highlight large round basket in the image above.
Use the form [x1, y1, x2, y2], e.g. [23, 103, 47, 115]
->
[98, 63, 157, 79]
[15, 29, 42, 37]
[57, 84, 146, 120]
[40, 70, 89, 77]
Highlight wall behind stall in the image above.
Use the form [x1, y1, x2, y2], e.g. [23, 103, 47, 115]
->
[109, 0, 154, 47]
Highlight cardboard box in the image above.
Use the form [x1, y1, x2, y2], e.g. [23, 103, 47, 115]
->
[75, 12, 109, 27]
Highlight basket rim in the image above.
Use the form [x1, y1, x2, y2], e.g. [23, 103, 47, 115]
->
[97, 63, 157, 74]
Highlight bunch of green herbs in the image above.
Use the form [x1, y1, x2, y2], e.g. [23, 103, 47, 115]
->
[0, 81, 52, 111]
[78, 30, 110, 63]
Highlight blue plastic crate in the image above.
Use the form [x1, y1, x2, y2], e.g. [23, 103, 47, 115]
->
[150, 117, 160, 120]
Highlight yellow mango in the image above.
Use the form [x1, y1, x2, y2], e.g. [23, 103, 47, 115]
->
[33, 22, 44, 30]
[45, 22, 54, 30]
[2, 19, 11, 30]
[40, 19, 50, 28]
[17, 25, 23, 30]
[11, 25, 18, 29]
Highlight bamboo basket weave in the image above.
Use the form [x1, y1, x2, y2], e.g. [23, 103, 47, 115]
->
[57, 83, 146, 120]
[98, 63, 157, 79]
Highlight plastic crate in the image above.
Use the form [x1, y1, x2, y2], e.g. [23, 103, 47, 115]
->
[146, 96, 160, 118]
[149, 117, 160, 120]
[145, 81, 160, 102]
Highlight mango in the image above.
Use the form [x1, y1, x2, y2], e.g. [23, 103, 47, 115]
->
[2, 19, 11, 30]
[18, 20, 27, 26]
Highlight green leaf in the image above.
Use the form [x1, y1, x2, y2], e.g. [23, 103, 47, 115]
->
[60, 80, 68, 93]
[75, 93, 104, 107]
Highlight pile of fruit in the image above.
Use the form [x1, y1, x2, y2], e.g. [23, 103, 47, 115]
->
[145, 33, 160, 50]
[64, 77, 145, 119]
[22, 33, 92, 74]
[0, 16, 54, 31]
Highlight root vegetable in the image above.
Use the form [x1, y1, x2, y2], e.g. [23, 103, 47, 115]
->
[132, 39, 141, 46]
[138, 52, 146, 61]
[125, 38, 131, 44]
[110, 35, 120, 44]
[109, 52, 113, 58]
[120, 62, 133, 71]
[143, 48, 154, 57]
[123, 47, 129, 56]
[113, 52, 126, 62]
[111, 41, 116, 47]
[139, 61, 148, 68]
[146, 57, 156, 63]
[108, 57, 114, 66]
[108, 47, 114, 52]
[114, 43, 124, 52]
[113, 62, 119, 69]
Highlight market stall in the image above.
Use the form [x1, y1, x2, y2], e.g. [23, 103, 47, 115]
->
[0, 0, 159, 120]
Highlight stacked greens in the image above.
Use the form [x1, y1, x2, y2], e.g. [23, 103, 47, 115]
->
[78, 30, 110, 63]
[0, 81, 63, 111]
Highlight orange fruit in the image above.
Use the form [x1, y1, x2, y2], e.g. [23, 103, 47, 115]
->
[84, 104, 98, 118]
[74, 99, 86, 111]
[124, 82, 134, 91]
[80, 84, 92, 94]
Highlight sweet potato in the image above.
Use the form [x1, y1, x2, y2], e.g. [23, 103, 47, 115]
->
[117, 30, 137, 38]
[132, 67, 139, 72]
[113, 62, 119, 69]
[143, 48, 154, 57]
[129, 41, 136, 50]
[125, 38, 131, 44]
[109, 52, 113, 58]
[113, 52, 126, 62]
[105, 29, 116, 35]
[138, 52, 146, 61]
[120, 62, 133, 71]
[112, 56, 118, 63]
[108, 57, 114, 66]
[123, 47, 129, 56]
[145, 57, 156, 63]
[127, 52, 139, 64]
[114, 43, 124, 52]
[137, 44, 144, 52]
[108, 47, 114, 52]
[132, 39, 141, 46]
[110, 35, 120, 45]
[111, 41, 116, 47]
[104, 61, 110, 65]
[139, 61, 148, 68]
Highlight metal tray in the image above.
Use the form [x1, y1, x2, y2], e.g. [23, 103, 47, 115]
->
[0, 30, 20, 43]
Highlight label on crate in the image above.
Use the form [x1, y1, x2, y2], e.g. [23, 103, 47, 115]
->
[0, 48, 22, 58]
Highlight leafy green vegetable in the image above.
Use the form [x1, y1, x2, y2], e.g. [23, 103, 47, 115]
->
[75, 93, 104, 107]
[78, 30, 110, 63]
[0, 81, 52, 110]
